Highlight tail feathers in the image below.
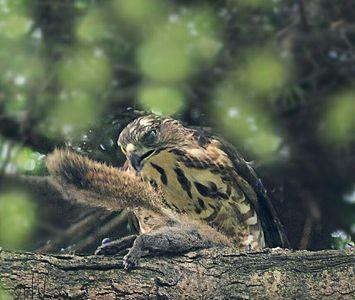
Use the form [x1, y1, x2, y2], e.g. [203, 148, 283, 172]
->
[258, 194, 290, 249]
[46, 149, 163, 212]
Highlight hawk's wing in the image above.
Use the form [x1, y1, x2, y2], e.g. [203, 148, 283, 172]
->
[192, 128, 290, 248]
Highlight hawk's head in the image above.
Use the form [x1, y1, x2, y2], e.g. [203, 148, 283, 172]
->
[118, 114, 189, 171]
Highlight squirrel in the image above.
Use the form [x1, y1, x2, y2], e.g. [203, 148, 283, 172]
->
[46, 114, 288, 269]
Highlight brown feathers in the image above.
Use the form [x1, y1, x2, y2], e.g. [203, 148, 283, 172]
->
[117, 114, 288, 248]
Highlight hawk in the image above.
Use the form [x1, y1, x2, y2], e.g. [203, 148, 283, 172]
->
[118, 114, 289, 250]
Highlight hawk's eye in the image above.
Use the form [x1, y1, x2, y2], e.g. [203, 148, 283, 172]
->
[142, 129, 157, 144]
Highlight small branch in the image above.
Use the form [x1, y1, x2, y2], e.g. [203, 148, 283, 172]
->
[298, 0, 310, 31]
[0, 115, 62, 153]
[0, 140, 14, 176]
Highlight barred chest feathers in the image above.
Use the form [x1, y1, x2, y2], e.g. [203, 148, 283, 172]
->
[139, 146, 265, 250]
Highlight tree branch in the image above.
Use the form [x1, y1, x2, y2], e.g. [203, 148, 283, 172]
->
[0, 248, 354, 299]
[1, 176, 354, 298]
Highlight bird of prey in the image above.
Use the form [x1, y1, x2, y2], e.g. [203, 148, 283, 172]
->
[118, 114, 289, 250]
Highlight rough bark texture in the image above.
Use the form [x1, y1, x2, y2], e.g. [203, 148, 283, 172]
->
[0, 248, 354, 299]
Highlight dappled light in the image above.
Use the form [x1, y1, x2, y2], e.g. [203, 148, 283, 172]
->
[46, 90, 99, 138]
[213, 78, 282, 158]
[59, 48, 111, 94]
[136, 6, 220, 83]
[234, 48, 291, 97]
[112, 0, 164, 28]
[77, 8, 107, 43]
[139, 84, 185, 116]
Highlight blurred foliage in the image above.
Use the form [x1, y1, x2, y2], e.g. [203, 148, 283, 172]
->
[77, 8, 107, 43]
[0, 191, 37, 250]
[136, 6, 220, 83]
[233, 0, 272, 9]
[236, 48, 291, 97]
[0, 0, 354, 251]
[323, 90, 355, 144]
[112, 0, 164, 28]
[0, 286, 12, 300]
[212, 66, 283, 158]
[331, 230, 354, 250]
[139, 84, 185, 116]
[59, 48, 111, 93]
[0, 139, 45, 175]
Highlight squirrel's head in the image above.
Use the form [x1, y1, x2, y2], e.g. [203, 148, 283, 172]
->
[118, 114, 189, 171]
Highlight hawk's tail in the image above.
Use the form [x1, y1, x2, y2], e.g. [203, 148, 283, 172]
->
[258, 193, 290, 249]
[46, 149, 163, 213]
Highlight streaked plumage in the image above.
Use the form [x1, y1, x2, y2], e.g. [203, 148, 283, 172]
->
[118, 114, 288, 249]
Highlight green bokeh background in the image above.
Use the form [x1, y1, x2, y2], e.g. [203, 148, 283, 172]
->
[0, 0, 354, 251]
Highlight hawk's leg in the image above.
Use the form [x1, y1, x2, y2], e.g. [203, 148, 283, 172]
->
[122, 222, 228, 269]
[95, 234, 138, 256]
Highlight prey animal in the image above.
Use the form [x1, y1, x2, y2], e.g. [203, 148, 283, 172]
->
[47, 114, 288, 268]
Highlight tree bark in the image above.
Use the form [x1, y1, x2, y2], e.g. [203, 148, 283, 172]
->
[0, 248, 354, 299]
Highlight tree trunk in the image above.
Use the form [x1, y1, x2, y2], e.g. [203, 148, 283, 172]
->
[0, 248, 354, 299]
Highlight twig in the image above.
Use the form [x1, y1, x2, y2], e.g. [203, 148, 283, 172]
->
[298, 0, 310, 31]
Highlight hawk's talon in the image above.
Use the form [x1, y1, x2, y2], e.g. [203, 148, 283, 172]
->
[122, 236, 144, 270]
[123, 252, 140, 270]
[94, 234, 138, 256]
[101, 237, 111, 245]
[95, 243, 118, 256]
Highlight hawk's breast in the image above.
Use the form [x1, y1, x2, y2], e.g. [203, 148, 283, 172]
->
[140, 148, 265, 249]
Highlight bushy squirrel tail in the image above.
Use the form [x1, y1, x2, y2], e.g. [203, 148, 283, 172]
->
[46, 149, 163, 212]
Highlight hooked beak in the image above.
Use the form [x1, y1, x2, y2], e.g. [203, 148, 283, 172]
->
[128, 149, 156, 172]
[129, 153, 143, 171]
